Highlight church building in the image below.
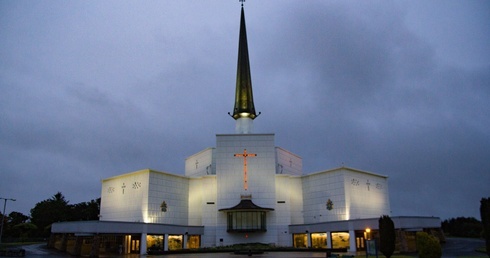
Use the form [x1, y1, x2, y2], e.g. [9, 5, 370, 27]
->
[50, 4, 441, 256]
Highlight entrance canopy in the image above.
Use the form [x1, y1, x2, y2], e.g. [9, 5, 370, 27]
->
[218, 199, 274, 212]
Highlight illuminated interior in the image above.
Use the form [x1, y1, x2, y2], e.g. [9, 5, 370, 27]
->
[331, 232, 350, 249]
[311, 233, 327, 248]
[186, 235, 200, 249]
[146, 235, 164, 253]
[293, 233, 307, 248]
[168, 235, 183, 250]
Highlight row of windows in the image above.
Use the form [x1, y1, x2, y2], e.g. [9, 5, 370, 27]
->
[293, 232, 351, 249]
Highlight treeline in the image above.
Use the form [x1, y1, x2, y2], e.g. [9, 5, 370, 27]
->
[0, 192, 100, 241]
[441, 217, 483, 238]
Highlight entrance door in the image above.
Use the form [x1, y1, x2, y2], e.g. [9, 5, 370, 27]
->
[131, 239, 140, 253]
[355, 231, 366, 251]
[124, 235, 140, 254]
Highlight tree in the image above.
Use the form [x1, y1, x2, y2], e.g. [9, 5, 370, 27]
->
[69, 198, 101, 221]
[481, 197, 490, 256]
[30, 192, 71, 237]
[8, 212, 29, 225]
[379, 215, 395, 258]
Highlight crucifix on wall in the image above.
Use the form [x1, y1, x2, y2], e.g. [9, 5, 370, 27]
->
[234, 149, 257, 191]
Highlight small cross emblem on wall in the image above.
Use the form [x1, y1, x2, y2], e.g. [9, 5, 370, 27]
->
[121, 183, 126, 194]
[366, 180, 371, 191]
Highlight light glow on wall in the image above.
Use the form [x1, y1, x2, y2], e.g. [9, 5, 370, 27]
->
[142, 206, 149, 223]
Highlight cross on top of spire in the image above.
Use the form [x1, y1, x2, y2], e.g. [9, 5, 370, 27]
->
[239, 0, 245, 7]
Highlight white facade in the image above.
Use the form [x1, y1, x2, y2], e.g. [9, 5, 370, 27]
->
[302, 168, 390, 224]
[100, 169, 189, 225]
[99, 133, 391, 248]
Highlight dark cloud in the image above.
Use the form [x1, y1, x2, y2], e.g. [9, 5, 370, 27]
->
[0, 1, 488, 220]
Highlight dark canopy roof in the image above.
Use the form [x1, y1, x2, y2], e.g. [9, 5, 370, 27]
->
[219, 199, 274, 212]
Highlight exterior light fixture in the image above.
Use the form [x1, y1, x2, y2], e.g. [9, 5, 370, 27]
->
[365, 228, 371, 240]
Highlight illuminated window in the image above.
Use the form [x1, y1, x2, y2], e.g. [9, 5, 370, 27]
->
[331, 232, 350, 249]
[226, 211, 266, 232]
[186, 235, 200, 249]
[293, 233, 307, 248]
[311, 233, 327, 248]
[146, 235, 163, 253]
[168, 235, 183, 250]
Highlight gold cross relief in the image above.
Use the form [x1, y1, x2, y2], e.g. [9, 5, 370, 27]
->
[234, 149, 257, 191]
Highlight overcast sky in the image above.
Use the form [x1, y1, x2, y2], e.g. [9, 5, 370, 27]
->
[1, 1, 489, 221]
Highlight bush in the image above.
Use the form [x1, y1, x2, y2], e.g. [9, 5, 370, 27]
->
[416, 232, 441, 258]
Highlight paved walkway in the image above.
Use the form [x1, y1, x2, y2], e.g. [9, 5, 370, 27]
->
[19, 238, 488, 258]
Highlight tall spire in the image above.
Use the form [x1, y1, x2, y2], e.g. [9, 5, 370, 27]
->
[230, 4, 260, 134]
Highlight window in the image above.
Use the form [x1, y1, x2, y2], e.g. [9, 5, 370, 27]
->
[168, 235, 183, 250]
[311, 233, 327, 248]
[226, 211, 266, 232]
[293, 233, 307, 248]
[331, 232, 350, 249]
[186, 235, 200, 249]
[146, 235, 164, 253]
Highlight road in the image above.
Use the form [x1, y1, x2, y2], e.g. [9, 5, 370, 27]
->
[442, 237, 487, 257]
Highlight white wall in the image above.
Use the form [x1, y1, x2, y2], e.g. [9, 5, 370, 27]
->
[289, 176, 304, 225]
[100, 169, 191, 225]
[189, 176, 218, 247]
[185, 148, 215, 177]
[343, 170, 390, 219]
[147, 171, 189, 224]
[302, 170, 347, 223]
[100, 170, 150, 222]
[275, 175, 303, 246]
[215, 134, 278, 246]
[275, 147, 303, 176]
[302, 168, 391, 223]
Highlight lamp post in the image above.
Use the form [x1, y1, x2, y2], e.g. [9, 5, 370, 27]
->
[0, 198, 16, 245]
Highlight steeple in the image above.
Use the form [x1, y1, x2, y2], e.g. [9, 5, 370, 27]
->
[229, 4, 260, 134]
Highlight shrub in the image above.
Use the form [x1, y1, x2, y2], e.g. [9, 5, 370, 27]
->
[416, 231, 441, 258]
